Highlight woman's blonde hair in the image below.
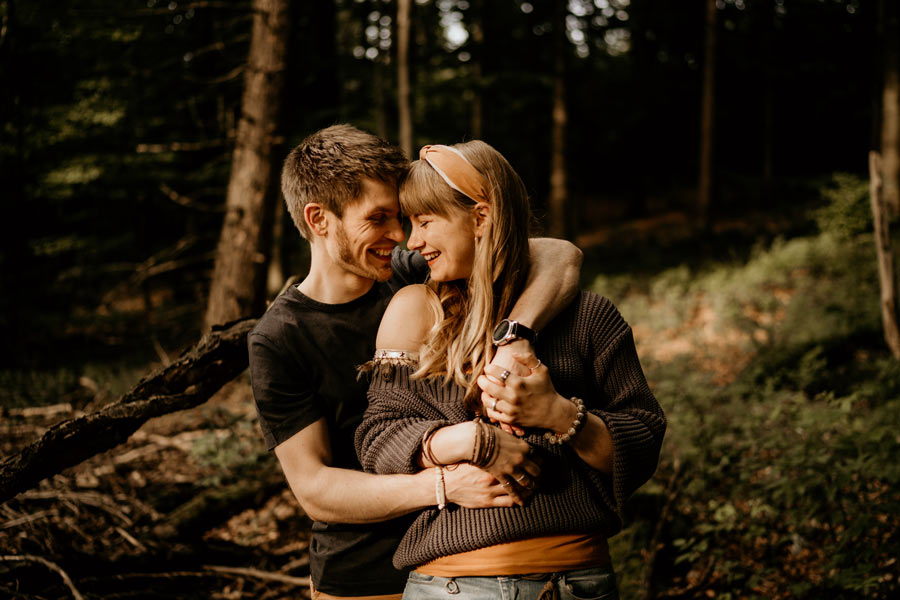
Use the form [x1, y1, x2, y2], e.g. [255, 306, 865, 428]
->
[399, 140, 532, 409]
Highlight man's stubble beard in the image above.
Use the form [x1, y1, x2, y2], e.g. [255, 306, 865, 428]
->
[334, 222, 392, 282]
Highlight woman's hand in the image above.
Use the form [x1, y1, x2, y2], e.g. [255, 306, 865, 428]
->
[477, 353, 577, 434]
[483, 426, 540, 505]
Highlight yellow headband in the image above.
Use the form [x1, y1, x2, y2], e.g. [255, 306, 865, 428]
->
[419, 144, 490, 204]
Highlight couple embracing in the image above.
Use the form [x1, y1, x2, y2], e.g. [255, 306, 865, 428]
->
[248, 124, 665, 600]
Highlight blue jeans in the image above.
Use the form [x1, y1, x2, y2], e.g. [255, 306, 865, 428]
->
[402, 566, 618, 600]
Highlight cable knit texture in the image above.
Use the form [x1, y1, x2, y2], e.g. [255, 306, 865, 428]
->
[355, 292, 666, 570]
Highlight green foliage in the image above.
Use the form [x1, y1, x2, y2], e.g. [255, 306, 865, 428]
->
[594, 200, 899, 597]
[814, 173, 871, 239]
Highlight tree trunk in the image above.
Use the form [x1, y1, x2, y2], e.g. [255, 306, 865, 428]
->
[881, 0, 900, 215]
[204, 0, 289, 330]
[548, 0, 569, 239]
[869, 151, 900, 358]
[0, 319, 257, 503]
[396, 0, 412, 158]
[698, 0, 717, 228]
[469, 0, 484, 139]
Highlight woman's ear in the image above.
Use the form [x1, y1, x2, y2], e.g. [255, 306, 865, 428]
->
[304, 203, 328, 237]
[473, 202, 491, 238]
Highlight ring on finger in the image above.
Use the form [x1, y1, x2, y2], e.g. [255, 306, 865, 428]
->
[490, 398, 498, 411]
[499, 370, 511, 383]
[515, 473, 529, 483]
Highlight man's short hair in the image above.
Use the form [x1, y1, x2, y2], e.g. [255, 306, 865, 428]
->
[282, 124, 409, 240]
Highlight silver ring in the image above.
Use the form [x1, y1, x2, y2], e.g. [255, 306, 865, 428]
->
[515, 473, 529, 483]
[490, 398, 498, 411]
[529, 359, 541, 372]
[499, 370, 511, 382]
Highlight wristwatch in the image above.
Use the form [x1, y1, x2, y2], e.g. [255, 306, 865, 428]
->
[491, 319, 537, 346]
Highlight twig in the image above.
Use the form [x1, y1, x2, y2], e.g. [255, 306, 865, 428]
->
[0, 554, 85, 600]
[640, 458, 683, 600]
[158, 182, 224, 212]
[7, 404, 73, 418]
[203, 565, 310, 587]
[136, 139, 225, 153]
[1, 508, 57, 529]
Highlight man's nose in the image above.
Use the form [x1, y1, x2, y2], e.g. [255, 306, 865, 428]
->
[385, 217, 405, 243]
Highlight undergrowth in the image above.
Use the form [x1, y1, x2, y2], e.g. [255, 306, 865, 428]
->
[598, 174, 899, 598]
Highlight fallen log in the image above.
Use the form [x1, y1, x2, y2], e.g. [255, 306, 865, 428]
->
[0, 319, 257, 504]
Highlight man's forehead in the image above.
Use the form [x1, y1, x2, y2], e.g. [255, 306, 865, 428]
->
[347, 178, 400, 214]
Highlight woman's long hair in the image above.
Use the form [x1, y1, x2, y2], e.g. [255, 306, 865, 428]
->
[399, 140, 532, 410]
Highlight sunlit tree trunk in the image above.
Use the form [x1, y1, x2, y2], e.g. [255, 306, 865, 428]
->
[881, 0, 900, 215]
[869, 152, 900, 358]
[548, 0, 569, 239]
[204, 0, 289, 330]
[396, 0, 412, 157]
[698, 0, 716, 228]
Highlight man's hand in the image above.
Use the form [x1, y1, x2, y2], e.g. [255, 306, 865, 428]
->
[483, 340, 534, 436]
[442, 463, 527, 508]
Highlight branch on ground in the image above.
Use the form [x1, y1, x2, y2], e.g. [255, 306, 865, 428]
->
[0, 319, 257, 504]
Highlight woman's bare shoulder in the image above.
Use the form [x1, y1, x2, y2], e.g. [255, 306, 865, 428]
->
[376, 284, 439, 351]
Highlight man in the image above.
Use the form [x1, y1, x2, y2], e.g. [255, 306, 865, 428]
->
[248, 125, 582, 599]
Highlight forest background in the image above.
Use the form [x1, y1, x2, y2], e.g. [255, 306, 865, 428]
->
[1, 0, 899, 598]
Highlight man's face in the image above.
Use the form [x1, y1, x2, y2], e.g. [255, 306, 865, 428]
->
[325, 178, 405, 282]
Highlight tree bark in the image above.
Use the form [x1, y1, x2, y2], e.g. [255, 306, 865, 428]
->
[0, 319, 257, 504]
[548, 0, 569, 239]
[469, 0, 484, 139]
[881, 0, 900, 215]
[396, 0, 412, 158]
[698, 0, 717, 228]
[204, 0, 289, 330]
[869, 151, 900, 359]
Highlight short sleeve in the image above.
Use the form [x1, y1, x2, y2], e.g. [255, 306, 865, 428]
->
[248, 330, 323, 450]
[387, 247, 428, 293]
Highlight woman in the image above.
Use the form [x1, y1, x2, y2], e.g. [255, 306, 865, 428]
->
[355, 141, 665, 600]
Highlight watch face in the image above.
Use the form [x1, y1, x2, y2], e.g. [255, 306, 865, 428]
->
[492, 320, 511, 342]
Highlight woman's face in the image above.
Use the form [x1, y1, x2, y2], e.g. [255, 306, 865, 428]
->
[407, 206, 477, 282]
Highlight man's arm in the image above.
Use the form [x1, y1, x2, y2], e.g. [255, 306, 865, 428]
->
[275, 419, 514, 524]
[508, 238, 583, 330]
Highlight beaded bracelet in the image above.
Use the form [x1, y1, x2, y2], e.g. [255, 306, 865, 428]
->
[543, 397, 587, 445]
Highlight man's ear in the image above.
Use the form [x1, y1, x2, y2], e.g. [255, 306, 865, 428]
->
[304, 203, 329, 237]
[473, 202, 491, 238]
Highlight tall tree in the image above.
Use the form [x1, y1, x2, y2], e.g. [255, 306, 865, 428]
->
[880, 0, 900, 215]
[204, 0, 290, 329]
[698, 0, 717, 227]
[469, 0, 484, 139]
[548, 0, 569, 239]
[396, 0, 412, 157]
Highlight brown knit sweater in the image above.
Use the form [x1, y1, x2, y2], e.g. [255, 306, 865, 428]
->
[355, 292, 666, 570]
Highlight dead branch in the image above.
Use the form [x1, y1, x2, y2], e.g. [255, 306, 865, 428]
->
[159, 182, 225, 213]
[136, 139, 226, 153]
[5, 403, 74, 418]
[0, 319, 257, 504]
[203, 565, 310, 587]
[0, 554, 85, 600]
